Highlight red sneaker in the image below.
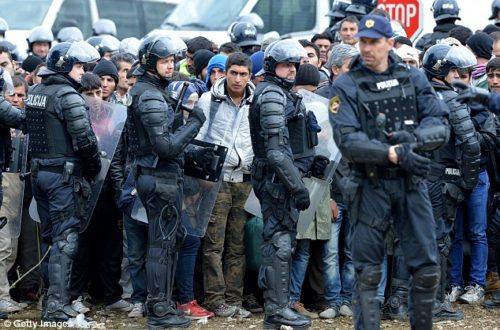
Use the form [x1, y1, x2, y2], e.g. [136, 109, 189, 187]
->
[177, 300, 215, 319]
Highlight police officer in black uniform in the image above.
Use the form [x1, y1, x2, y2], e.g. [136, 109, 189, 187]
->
[329, 15, 450, 330]
[24, 41, 102, 321]
[126, 35, 207, 329]
[249, 39, 329, 329]
[415, 0, 465, 51]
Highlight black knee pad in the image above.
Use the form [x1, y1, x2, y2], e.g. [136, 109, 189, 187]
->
[357, 265, 382, 291]
[413, 265, 440, 292]
[272, 231, 292, 261]
[55, 228, 79, 259]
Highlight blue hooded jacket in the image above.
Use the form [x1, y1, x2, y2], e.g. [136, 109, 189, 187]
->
[205, 54, 227, 89]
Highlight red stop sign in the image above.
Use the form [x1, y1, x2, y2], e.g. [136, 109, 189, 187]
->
[377, 0, 423, 41]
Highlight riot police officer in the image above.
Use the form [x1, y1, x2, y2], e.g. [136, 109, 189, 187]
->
[26, 26, 53, 61]
[416, 0, 465, 50]
[24, 41, 102, 321]
[249, 39, 329, 329]
[228, 22, 260, 56]
[384, 43, 481, 322]
[329, 15, 449, 330]
[126, 35, 207, 329]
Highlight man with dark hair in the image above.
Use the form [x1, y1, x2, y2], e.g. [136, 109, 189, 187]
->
[448, 26, 473, 46]
[311, 33, 333, 66]
[0, 47, 14, 77]
[182, 36, 214, 76]
[110, 53, 135, 105]
[198, 52, 255, 318]
[339, 16, 360, 46]
[219, 42, 242, 55]
[78, 73, 102, 99]
[491, 32, 500, 57]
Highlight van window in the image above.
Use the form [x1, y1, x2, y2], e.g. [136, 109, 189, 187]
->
[97, 0, 141, 39]
[53, 0, 92, 37]
[253, 0, 316, 35]
[141, 2, 176, 33]
[2, 0, 52, 30]
[163, 0, 246, 30]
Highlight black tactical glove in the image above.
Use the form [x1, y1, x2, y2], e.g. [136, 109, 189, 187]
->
[294, 187, 310, 211]
[395, 143, 431, 177]
[84, 153, 102, 181]
[187, 106, 206, 125]
[190, 147, 216, 173]
[388, 131, 416, 145]
[452, 81, 490, 105]
[311, 155, 330, 178]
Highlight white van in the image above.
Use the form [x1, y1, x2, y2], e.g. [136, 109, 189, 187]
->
[150, 0, 331, 46]
[1, 0, 180, 59]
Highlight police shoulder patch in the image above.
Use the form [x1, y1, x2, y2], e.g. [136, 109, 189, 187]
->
[329, 95, 341, 114]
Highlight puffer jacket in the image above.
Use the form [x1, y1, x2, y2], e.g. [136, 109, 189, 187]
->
[197, 77, 255, 182]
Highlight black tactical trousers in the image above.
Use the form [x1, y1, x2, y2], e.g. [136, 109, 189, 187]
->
[351, 178, 439, 330]
[136, 171, 185, 318]
[253, 179, 298, 314]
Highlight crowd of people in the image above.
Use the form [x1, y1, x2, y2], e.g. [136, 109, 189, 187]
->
[0, 0, 499, 329]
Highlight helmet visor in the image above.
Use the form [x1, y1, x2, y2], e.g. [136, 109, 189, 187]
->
[444, 45, 477, 69]
[67, 41, 101, 64]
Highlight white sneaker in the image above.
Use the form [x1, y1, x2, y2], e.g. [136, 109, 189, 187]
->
[447, 286, 464, 303]
[458, 284, 485, 304]
[72, 296, 90, 314]
[106, 299, 133, 312]
[128, 302, 144, 318]
[0, 299, 21, 312]
[339, 304, 353, 316]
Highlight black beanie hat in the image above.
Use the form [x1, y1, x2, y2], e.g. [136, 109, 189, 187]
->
[92, 59, 119, 83]
[22, 55, 44, 73]
[483, 24, 500, 35]
[193, 49, 215, 77]
[295, 64, 320, 87]
[466, 32, 493, 60]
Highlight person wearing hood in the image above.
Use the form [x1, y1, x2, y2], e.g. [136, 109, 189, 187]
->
[205, 54, 227, 90]
[196, 52, 255, 318]
[329, 15, 450, 330]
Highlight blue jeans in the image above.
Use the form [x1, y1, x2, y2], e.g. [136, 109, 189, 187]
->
[175, 231, 201, 304]
[123, 214, 148, 303]
[450, 170, 489, 288]
[290, 203, 354, 308]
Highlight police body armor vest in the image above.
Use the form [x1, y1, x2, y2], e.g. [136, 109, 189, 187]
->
[25, 84, 76, 158]
[348, 64, 418, 140]
[249, 82, 315, 160]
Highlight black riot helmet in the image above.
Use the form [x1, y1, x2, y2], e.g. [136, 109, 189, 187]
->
[46, 41, 100, 73]
[229, 22, 260, 47]
[423, 43, 476, 79]
[27, 26, 54, 51]
[432, 0, 460, 22]
[137, 35, 178, 75]
[327, 0, 351, 19]
[490, 0, 500, 20]
[57, 26, 84, 43]
[86, 35, 120, 58]
[346, 0, 378, 16]
[263, 39, 306, 80]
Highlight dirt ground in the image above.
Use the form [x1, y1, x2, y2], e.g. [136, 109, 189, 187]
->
[2, 301, 499, 330]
